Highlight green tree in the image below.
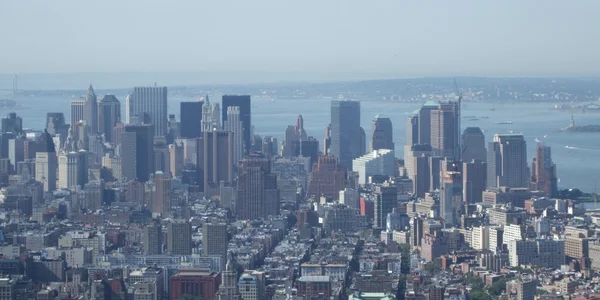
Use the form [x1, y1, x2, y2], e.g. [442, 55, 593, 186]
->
[424, 259, 442, 274]
[471, 290, 493, 300]
[487, 278, 509, 297]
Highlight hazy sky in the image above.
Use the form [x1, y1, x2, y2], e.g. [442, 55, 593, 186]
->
[1, 0, 599, 79]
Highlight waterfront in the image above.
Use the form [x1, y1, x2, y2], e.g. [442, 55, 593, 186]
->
[7, 94, 600, 192]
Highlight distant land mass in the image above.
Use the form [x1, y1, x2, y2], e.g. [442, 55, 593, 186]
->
[3, 76, 600, 103]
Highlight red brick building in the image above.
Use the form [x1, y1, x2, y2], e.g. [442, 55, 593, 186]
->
[169, 269, 221, 300]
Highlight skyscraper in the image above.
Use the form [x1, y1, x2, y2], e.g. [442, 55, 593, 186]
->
[203, 220, 228, 260]
[371, 115, 394, 152]
[35, 130, 58, 192]
[152, 171, 171, 215]
[70, 99, 85, 130]
[202, 96, 221, 133]
[418, 101, 438, 145]
[236, 154, 279, 220]
[222, 95, 251, 155]
[306, 155, 348, 200]
[143, 221, 162, 255]
[98, 95, 121, 143]
[441, 171, 462, 227]
[1, 112, 23, 134]
[83, 85, 98, 134]
[284, 114, 308, 157]
[120, 131, 137, 181]
[123, 124, 154, 181]
[487, 134, 528, 189]
[217, 252, 241, 300]
[167, 219, 192, 255]
[58, 151, 88, 189]
[46, 113, 69, 147]
[198, 131, 234, 198]
[430, 101, 459, 160]
[463, 159, 487, 204]
[180, 101, 203, 138]
[374, 185, 397, 229]
[224, 106, 244, 168]
[406, 113, 419, 147]
[127, 86, 168, 136]
[169, 141, 184, 177]
[462, 127, 487, 163]
[530, 144, 558, 197]
[330, 100, 361, 169]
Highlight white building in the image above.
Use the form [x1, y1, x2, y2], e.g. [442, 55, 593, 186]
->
[127, 86, 168, 136]
[224, 106, 244, 167]
[471, 226, 490, 250]
[503, 224, 524, 247]
[352, 149, 395, 185]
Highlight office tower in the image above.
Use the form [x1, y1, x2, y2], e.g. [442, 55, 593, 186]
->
[238, 271, 265, 300]
[46, 112, 69, 147]
[217, 252, 241, 300]
[292, 136, 319, 168]
[441, 171, 462, 227]
[1, 112, 23, 134]
[307, 155, 347, 200]
[371, 115, 394, 152]
[35, 130, 58, 192]
[412, 217, 424, 247]
[418, 101, 438, 145]
[143, 221, 162, 255]
[203, 220, 228, 259]
[83, 85, 98, 134]
[487, 134, 528, 189]
[58, 151, 79, 189]
[530, 144, 557, 197]
[0, 133, 13, 159]
[167, 114, 180, 143]
[98, 95, 120, 143]
[405, 144, 432, 182]
[413, 155, 431, 198]
[430, 101, 459, 159]
[127, 86, 168, 136]
[222, 95, 251, 155]
[123, 124, 154, 181]
[224, 106, 244, 168]
[352, 149, 395, 185]
[87, 134, 104, 163]
[330, 100, 361, 169]
[202, 96, 220, 132]
[167, 219, 192, 255]
[406, 114, 419, 147]
[198, 131, 234, 198]
[428, 156, 443, 191]
[261, 136, 278, 156]
[507, 278, 536, 300]
[462, 127, 486, 162]
[323, 125, 331, 155]
[359, 126, 366, 156]
[374, 185, 397, 229]
[70, 98, 85, 130]
[119, 131, 137, 181]
[169, 142, 184, 177]
[236, 154, 279, 220]
[83, 180, 104, 211]
[339, 188, 360, 209]
[284, 115, 308, 157]
[463, 159, 487, 204]
[180, 101, 203, 138]
[8, 137, 25, 170]
[153, 139, 170, 174]
[151, 171, 171, 215]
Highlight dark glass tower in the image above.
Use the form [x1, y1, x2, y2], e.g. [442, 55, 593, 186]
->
[124, 124, 154, 181]
[98, 95, 121, 143]
[221, 95, 251, 155]
[330, 100, 361, 169]
[371, 115, 394, 152]
[180, 101, 203, 138]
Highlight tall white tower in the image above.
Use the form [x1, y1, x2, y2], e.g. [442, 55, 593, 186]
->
[224, 106, 244, 166]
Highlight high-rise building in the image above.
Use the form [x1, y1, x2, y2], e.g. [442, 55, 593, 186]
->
[323, 125, 331, 155]
[530, 144, 558, 197]
[8, 137, 25, 170]
[487, 134, 528, 189]
[339, 188, 360, 210]
[169, 270, 221, 300]
[123, 124, 154, 181]
[418, 101, 439, 145]
[374, 185, 397, 229]
[98, 95, 120, 143]
[236, 154, 279, 220]
[292, 137, 319, 168]
[463, 159, 487, 204]
[217, 252, 241, 300]
[35, 130, 58, 192]
[307, 155, 347, 200]
[224, 106, 244, 169]
[202, 96, 221, 133]
[83, 180, 104, 211]
[46, 112, 69, 147]
[330, 100, 361, 169]
[430, 101, 459, 160]
[83, 85, 98, 134]
[119, 131, 137, 181]
[406, 113, 419, 147]
[1, 112, 23, 134]
[167, 219, 192, 255]
[413, 155, 431, 198]
[180, 101, 203, 138]
[370, 115, 394, 152]
[284, 115, 308, 157]
[127, 86, 168, 136]
[203, 220, 228, 260]
[143, 221, 162, 255]
[152, 171, 171, 215]
[222, 95, 251, 155]
[198, 131, 234, 198]
[58, 150, 88, 189]
[404, 144, 432, 183]
[70, 99, 85, 131]
[507, 278, 537, 300]
[169, 142, 184, 177]
[352, 149, 395, 185]
[462, 127, 486, 162]
[441, 171, 462, 227]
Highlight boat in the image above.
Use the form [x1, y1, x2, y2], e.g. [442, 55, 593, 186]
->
[495, 121, 513, 125]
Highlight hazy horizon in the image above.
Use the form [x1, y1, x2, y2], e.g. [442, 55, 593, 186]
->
[2, 0, 600, 81]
